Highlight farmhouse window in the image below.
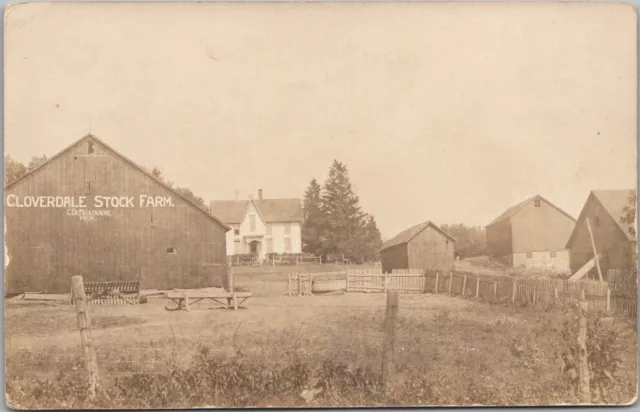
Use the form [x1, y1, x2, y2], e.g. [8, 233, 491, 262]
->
[285, 237, 292, 253]
[267, 238, 273, 253]
[266, 224, 272, 235]
[526, 251, 533, 258]
[233, 225, 240, 235]
[166, 247, 178, 254]
[284, 223, 291, 235]
[249, 215, 256, 232]
[550, 250, 556, 258]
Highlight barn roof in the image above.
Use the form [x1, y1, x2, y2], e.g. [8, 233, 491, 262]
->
[566, 190, 637, 248]
[210, 198, 303, 224]
[4, 134, 231, 231]
[380, 221, 456, 251]
[592, 190, 637, 241]
[486, 194, 576, 227]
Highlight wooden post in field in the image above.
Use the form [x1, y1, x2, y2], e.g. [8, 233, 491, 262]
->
[434, 272, 439, 294]
[493, 281, 498, 300]
[606, 286, 611, 312]
[578, 289, 591, 403]
[475, 277, 480, 298]
[448, 271, 453, 294]
[184, 293, 190, 312]
[288, 274, 292, 296]
[585, 218, 603, 282]
[381, 291, 399, 390]
[298, 273, 302, 297]
[309, 274, 314, 296]
[512, 279, 518, 303]
[461, 275, 467, 297]
[532, 288, 537, 306]
[71, 276, 98, 398]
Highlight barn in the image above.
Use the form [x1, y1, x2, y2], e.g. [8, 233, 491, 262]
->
[4, 134, 231, 294]
[485, 195, 576, 272]
[380, 221, 455, 273]
[565, 190, 637, 281]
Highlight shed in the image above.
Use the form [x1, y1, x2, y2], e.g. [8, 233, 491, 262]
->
[4, 134, 231, 294]
[566, 190, 637, 281]
[485, 194, 576, 272]
[380, 221, 455, 273]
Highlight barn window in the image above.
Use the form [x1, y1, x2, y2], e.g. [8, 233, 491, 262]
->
[166, 247, 178, 254]
[88, 140, 94, 154]
[534, 199, 541, 208]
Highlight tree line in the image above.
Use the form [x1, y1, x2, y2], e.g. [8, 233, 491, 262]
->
[439, 223, 487, 259]
[302, 160, 382, 263]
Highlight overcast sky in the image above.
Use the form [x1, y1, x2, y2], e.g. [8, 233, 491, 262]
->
[4, 2, 637, 239]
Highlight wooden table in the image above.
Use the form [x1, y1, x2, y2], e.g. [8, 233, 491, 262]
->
[165, 290, 253, 311]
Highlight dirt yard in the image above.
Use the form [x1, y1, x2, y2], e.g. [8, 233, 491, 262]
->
[5, 288, 638, 408]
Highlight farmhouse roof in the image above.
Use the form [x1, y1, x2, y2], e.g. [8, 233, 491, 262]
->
[380, 221, 456, 252]
[210, 198, 303, 224]
[486, 194, 576, 227]
[566, 190, 637, 247]
[4, 134, 231, 231]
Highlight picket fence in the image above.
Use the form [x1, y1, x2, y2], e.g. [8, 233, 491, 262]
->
[286, 268, 635, 316]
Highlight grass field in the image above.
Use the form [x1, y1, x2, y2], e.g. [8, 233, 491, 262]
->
[5, 280, 637, 408]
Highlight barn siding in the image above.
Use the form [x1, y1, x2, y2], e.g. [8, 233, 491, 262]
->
[568, 194, 633, 277]
[486, 219, 512, 258]
[406, 226, 454, 270]
[380, 244, 408, 274]
[510, 200, 575, 253]
[4, 137, 229, 293]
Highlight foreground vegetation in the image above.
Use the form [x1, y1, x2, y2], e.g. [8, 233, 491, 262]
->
[5, 292, 637, 408]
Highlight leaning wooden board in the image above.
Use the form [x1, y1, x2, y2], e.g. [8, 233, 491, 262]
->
[165, 290, 253, 311]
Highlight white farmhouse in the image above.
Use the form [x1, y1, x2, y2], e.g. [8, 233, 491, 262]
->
[210, 190, 303, 260]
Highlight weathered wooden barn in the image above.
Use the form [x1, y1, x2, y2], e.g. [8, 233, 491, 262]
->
[4, 134, 231, 294]
[566, 190, 637, 281]
[380, 221, 455, 273]
[485, 195, 576, 272]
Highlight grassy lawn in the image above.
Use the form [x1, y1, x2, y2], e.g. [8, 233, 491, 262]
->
[5, 290, 637, 408]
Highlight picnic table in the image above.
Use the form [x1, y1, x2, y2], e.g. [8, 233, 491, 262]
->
[165, 289, 253, 311]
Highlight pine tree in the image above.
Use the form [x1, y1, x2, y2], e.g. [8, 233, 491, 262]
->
[302, 178, 327, 255]
[360, 215, 383, 261]
[321, 160, 366, 261]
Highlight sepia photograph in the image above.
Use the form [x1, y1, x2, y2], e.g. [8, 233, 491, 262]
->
[3, 1, 638, 408]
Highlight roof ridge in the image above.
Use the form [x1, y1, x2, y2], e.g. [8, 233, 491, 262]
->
[5, 134, 231, 231]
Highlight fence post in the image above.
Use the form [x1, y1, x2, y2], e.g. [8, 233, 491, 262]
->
[298, 273, 302, 297]
[288, 274, 291, 296]
[448, 271, 453, 294]
[606, 286, 611, 312]
[512, 279, 518, 302]
[434, 272, 439, 294]
[493, 281, 498, 300]
[533, 288, 537, 306]
[381, 291, 399, 391]
[462, 275, 467, 297]
[71, 276, 98, 399]
[475, 277, 480, 298]
[578, 289, 591, 403]
[384, 274, 388, 293]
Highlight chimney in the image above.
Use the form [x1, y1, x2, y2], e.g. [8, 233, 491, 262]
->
[258, 189, 263, 200]
[234, 190, 239, 201]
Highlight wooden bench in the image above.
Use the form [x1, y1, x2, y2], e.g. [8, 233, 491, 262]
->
[165, 290, 253, 311]
[74, 280, 142, 305]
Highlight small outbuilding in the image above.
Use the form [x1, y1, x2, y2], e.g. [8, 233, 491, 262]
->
[566, 190, 637, 281]
[380, 221, 455, 273]
[4, 134, 231, 294]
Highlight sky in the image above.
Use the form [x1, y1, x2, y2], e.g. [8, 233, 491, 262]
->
[4, 2, 637, 239]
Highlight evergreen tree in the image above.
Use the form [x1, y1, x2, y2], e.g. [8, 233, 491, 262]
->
[361, 215, 383, 261]
[302, 178, 327, 256]
[321, 160, 366, 261]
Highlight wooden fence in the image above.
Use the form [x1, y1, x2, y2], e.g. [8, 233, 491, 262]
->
[286, 267, 636, 317]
